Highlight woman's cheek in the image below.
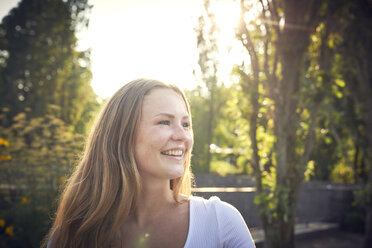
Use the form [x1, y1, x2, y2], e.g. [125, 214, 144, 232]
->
[187, 132, 194, 149]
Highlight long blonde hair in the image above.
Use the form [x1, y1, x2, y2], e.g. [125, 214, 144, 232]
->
[42, 79, 194, 248]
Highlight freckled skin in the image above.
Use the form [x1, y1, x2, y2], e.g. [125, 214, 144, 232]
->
[134, 88, 193, 181]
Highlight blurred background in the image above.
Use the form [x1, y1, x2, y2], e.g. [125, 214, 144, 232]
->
[0, 0, 371, 247]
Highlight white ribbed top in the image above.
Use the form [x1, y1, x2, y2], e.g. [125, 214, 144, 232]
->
[184, 196, 256, 248]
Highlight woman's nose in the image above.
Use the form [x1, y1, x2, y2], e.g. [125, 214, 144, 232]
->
[172, 124, 189, 141]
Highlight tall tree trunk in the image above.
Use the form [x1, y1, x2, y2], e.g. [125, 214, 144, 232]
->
[268, 1, 321, 247]
[237, 0, 268, 233]
[237, 0, 322, 247]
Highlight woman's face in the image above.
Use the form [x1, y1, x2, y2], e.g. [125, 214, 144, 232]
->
[134, 88, 193, 181]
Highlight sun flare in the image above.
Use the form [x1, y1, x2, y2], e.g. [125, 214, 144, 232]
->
[78, 0, 247, 98]
[205, 0, 248, 86]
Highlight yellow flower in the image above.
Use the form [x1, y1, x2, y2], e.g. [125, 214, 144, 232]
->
[21, 197, 30, 205]
[0, 155, 12, 161]
[0, 138, 9, 147]
[5, 226, 14, 236]
[0, 219, 5, 227]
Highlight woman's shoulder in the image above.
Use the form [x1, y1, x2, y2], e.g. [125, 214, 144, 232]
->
[188, 195, 229, 225]
[189, 195, 246, 225]
[190, 195, 239, 213]
[189, 195, 256, 247]
[189, 195, 221, 204]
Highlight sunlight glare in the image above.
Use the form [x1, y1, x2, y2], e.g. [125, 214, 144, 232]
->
[207, 0, 246, 87]
[78, 0, 203, 98]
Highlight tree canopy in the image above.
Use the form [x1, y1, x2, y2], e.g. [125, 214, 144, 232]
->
[0, 0, 99, 246]
[0, 0, 98, 133]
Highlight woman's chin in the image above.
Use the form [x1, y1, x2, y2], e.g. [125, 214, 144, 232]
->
[168, 167, 185, 180]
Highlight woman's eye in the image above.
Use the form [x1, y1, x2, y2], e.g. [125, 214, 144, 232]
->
[182, 122, 190, 129]
[158, 120, 170, 125]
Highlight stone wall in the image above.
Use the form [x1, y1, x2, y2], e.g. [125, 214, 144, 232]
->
[193, 174, 357, 228]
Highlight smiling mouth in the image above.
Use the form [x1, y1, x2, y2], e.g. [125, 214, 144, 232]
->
[160, 149, 184, 157]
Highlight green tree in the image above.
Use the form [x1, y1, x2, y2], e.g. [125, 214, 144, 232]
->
[235, 1, 336, 247]
[0, 0, 97, 133]
[194, 1, 370, 246]
[186, 84, 244, 175]
[195, 0, 222, 172]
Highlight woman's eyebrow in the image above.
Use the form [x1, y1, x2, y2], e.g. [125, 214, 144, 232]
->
[154, 113, 190, 120]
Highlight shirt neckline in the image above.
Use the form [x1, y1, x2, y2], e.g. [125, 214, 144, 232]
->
[183, 196, 194, 247]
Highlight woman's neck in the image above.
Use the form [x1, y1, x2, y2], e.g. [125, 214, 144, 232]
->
[132, 179, 175, 227]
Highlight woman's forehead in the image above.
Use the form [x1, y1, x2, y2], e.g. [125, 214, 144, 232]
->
[141, 88, 189, 116]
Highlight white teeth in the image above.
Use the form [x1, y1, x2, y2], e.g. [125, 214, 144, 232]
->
[161, 150, 183, 156]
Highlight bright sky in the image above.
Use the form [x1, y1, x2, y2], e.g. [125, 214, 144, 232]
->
[1, 0, 243, 99]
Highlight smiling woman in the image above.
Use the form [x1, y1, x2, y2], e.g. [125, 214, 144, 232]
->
[134, 88, 193, 182]
[42, 79, 255, 248]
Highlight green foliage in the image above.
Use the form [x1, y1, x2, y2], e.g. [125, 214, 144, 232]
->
[186, 82, 263, 176]
[312, 77, 369, 183]
[253, 168, 295, 224]
[261, 167, 276, 190]
[330, 163, 355, 184]
[192, 0, 371, 246]
[254, 192, 274, 217]
[353, 184, 372, 208]
[186, 88, 209, 172]
[0, 0, 97, 133]
[1, 203, 51, 247]
[210, 160, 241, 177]
[0, 109, 85, 245]
[0, 2, 97, 244]
[304, 160, 315, 181]
[310, 129, 338, 180]
[193, 0, 222, 173]
[253, 186, 293, 224]
[186, 84, 240, 173]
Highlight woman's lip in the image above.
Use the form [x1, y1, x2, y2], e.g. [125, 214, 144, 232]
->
[161, 153, 184, 161]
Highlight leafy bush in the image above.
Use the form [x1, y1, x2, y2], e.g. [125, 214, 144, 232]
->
[0, 109, 84, 247]
[210, 160, 241, 176]
[330, 163, 355, 183]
